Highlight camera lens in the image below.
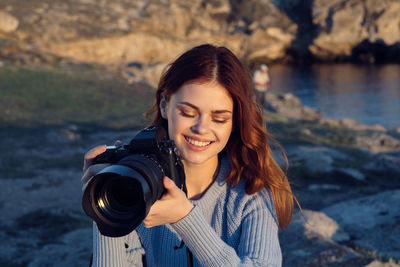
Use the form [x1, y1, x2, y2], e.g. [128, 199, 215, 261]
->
[107, 178, 141, 208]
[98, 176, 145, 216]
[82, 155, 166, 237]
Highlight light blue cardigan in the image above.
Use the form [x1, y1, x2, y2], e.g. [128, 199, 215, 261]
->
[92, 158, 282, 266]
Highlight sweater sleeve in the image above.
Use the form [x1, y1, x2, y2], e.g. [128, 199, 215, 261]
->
[170, 194, 282, 267]
[92, 222, 145, 267]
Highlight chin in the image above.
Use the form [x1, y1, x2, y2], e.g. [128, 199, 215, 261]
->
[181, 152, 217, 166]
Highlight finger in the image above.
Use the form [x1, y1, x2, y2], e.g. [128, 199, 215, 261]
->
[83, 145, 106, 172]
[85, 145, 107, 160]
[161, 177, 184, 200]
[163, 176, 178, 192]
[142, 205, 158, 228]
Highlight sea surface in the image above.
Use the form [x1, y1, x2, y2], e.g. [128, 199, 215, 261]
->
[268, 64, 400, 130]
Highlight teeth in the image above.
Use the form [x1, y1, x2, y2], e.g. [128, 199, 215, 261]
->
[186, 137, 211, 147]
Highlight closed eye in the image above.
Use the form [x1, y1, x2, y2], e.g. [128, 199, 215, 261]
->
[212, 117, 230, 124]
[179, 110, 196, 118]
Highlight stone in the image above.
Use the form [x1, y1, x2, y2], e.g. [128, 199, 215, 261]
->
[355, 133, 400, 153]
[0, 10, 19, 33]
[302, 210, 350, 242]
[364, 152, 400, 173]
[264, 93, 323, 121]
[336, 168, 365, 181]
[367, 1, 400, 46]
[287, 145, 349, 173]
[310, 0, 400, 62]
[365, 260, 400, 267]
[308, 184, 342, 191]
[280, 210, 369, 267]
[323, 190, 400, 258]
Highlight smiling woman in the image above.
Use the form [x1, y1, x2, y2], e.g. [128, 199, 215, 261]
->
[160, 81, 233, 173]
[82, 44, 296, 267]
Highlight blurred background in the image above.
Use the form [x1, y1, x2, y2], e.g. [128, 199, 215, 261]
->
[0, 0, 399, 266]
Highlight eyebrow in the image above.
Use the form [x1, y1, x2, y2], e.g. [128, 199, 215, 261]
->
[178, 101, 233, 114]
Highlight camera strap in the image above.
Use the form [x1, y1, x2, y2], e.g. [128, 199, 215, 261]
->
[177, 159, 220, 267]
[186, 247, 194, 267]
[175, 176, 194, 267]
[174, 240, 193, 267]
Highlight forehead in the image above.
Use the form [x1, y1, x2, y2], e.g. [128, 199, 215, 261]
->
[170, 82, 233, 110]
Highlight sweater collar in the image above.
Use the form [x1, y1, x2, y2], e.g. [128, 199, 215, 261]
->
[190, 158, 230, 212]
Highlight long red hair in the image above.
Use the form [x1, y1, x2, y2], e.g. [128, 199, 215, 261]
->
[147, 44, 294, 229]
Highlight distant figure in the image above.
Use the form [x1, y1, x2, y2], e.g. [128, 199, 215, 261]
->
[252, 64, 270, 107]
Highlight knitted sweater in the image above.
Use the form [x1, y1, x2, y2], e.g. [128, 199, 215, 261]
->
[92, 158, 282, 266]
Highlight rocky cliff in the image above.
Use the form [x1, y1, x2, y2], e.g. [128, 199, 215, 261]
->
[1, 0, 399, 66]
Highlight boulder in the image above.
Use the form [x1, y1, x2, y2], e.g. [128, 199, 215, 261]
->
[280, 210, 371, 267]
[323, 190, 400, 259]
[310, 0, 400, 62]
[0, 10, 19, 33]
[365, 261, 400, 267]
[355, 133, 400, 153]
[287, 145, 349, 173]
[367, 0, 400, 46]
[265, 93, 323, 121]
[319, 117, 386, 132]
[364, 152, 400, 173]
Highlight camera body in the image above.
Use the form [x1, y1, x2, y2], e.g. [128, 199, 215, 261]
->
[82, 125, 185, 237]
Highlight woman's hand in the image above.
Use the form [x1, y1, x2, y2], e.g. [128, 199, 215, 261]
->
[81, 145, 109, 190]
[143, 177, 194, 228]
[82, 141, 123, 186]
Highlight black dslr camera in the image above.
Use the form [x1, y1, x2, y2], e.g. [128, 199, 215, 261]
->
[82, 125, 185, 237]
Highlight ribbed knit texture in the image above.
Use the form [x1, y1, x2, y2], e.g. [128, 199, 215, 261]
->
[92, 158, 282, 266]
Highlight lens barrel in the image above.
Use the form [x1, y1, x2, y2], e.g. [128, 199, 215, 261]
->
[82, 155, 165, 237]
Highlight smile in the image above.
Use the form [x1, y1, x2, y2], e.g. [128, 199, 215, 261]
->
[184, 136, 213, 147]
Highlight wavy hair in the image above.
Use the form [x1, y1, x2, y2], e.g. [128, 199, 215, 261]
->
[147, 44, 294, 229]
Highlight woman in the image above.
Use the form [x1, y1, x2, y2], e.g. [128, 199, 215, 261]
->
[82, 44, 295, 266]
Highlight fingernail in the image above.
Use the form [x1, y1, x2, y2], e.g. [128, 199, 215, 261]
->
[164, 176, 172, 185]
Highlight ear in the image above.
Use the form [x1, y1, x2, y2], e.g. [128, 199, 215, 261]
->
[160, 96, 168, 119]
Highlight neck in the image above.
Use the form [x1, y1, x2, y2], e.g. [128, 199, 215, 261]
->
[183, 158, 219, 199]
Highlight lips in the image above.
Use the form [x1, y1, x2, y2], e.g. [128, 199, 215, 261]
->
[184, 136, 213, 147]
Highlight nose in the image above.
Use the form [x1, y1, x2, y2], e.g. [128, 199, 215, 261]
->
[190, 115, 210, 135]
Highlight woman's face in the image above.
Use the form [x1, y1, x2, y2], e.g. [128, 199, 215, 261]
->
[161, 81, 233, 167]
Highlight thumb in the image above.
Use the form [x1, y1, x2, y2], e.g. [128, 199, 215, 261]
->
[163, 176, 179, 193]
[83, 145, 106, 172]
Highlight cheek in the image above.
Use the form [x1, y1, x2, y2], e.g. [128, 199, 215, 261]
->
[218, 125, 233, 143]
[167, 112, 186, 139]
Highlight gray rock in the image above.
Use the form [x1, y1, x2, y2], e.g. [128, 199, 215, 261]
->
[287, 145, 349, 173]
[27, 228, 92, 267]
[301, 210, 350, 243]
[308, 184, 342, 191]
[336, 167, 365, 181]
[280, 210, 370, 267]
[364, 152, 400, 173]
[323, 190, 400, 258]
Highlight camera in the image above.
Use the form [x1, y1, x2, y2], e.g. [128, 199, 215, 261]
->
[82, 125, 185, 237]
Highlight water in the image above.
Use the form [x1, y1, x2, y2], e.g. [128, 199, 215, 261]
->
[268, 64, 400, 130]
